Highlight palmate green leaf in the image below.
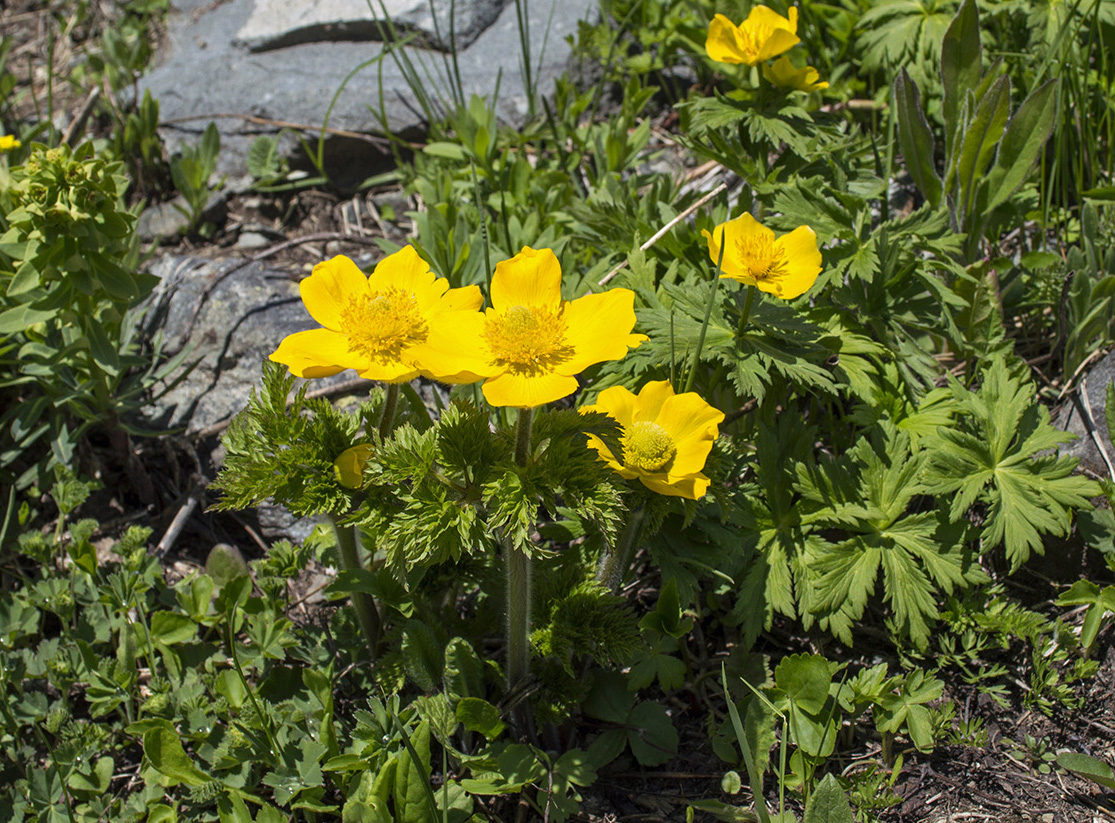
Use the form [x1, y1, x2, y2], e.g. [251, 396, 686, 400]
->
[798, 425, 984, 647]
[924, 358, 1098, 569]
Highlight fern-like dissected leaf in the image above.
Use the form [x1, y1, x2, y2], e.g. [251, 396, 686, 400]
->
[210, 362, 363, 516]
[923, 357, 1098, 570]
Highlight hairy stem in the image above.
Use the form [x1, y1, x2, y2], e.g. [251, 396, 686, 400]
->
[506, 408, 535, 690]
[597, 506, 646, 591]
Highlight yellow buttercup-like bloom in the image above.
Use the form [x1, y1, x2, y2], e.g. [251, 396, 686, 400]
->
[334, 444, 374, 489]
[584, 381, 724, 500]
[417, 247, 646, 408]
[706, 7, 800, 67]
[270, 246, 483, 383]
[702, 212, 822, 299]
[762, 56, 829, 91]
[0, 135, 20, 152]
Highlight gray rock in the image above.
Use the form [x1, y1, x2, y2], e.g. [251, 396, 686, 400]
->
[139, 0, 598, 183]
[235, 230, 272, 250]
[1055, 350, 1115, 478]
[141, 253, 347, 435]
[237, 0, 507, 52]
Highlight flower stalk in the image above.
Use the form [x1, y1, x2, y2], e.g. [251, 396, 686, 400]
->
[506, 407, 535, 690]
[378, 382, 401, 440]
[329, 515, 380, 662]
[597, 506, 646, 591]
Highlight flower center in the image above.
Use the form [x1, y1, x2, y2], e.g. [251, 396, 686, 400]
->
[734, 233, 787, 282]
[483, 304, 572, 375]
[622, 421, 677, 473]
[339, 286, 427, 363]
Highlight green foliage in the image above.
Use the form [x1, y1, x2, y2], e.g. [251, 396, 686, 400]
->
[170, 123, 222, 236]
[922, 357, 1097, 570]
[894, 0, 1060, 262]
[0, 140, 178, 487]
[209, 363, 366, 517]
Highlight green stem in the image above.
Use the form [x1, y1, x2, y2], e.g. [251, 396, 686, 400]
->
[737, 285, 756, 339]
[378, 383, 401, 440]
[506, 542, 531, 690]
[506, 408, 535, 690]
[685, 228, 727, 393]
[329, 515, 381, 662]
[596, 506, 645, 591]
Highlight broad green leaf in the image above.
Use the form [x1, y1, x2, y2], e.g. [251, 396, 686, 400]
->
[142, 726, 212, 787]
[774, 653, 831, 715]
[985, 79, 1059, 212]
[940, 0, 981, 159]
[893, 69, 942, 209]
[456, 697, 505, 741]
[803, 773, 854, 823]
[149, 611, 197, 646]
[626, 701, 678, 767]
[0, 304, 57, 334]
[1056, 752, 1115, 790]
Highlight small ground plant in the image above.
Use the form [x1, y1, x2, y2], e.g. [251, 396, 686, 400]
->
[2, 0, 1115, 820]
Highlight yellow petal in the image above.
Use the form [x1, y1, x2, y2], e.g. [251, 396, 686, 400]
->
[705, 13, 748, 64]
[440, 283, 484, 312]
[640, 472, 711, 500]
[355, 360, 421, 384]
[560, 289, 644, 374]
[300, 255, 370, 329]
[367, 245, 434, 294]
[414, 310, 495, 384]
[334, 444, 374, 489]
[584, 433, 633, 478]
[630, 380, 676, 423]
[762, 56, 828, 91]
[746, 4, 798, 34]
[771, 226, 823, 299]
[705, 212, 773, 283]
[482, 371, 578, 408]
[656, 394, 724, 476]
[584, 385, 639, 428]
[270, 327, 363, 377]
[490, 247, 563, 312]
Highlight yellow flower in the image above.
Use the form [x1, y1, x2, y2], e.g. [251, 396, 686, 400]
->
[334, 444, 374, 489]
[0, 135, 19, 152]
[270, 246, 483, 383]
[702, 212, 822, 299]
[706, 7, 800, 66]
[762, 56, 829, 91]
[417, 247, 646, 408]
[584, 381, 724, 500]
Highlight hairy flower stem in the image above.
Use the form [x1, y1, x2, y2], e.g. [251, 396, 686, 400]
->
[378, 382, 401, 440]
[597, 506, 646, 591]
[329, 515, 380, 662]
[737, 285, 756, 338]
[506, 408, 535, 691]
